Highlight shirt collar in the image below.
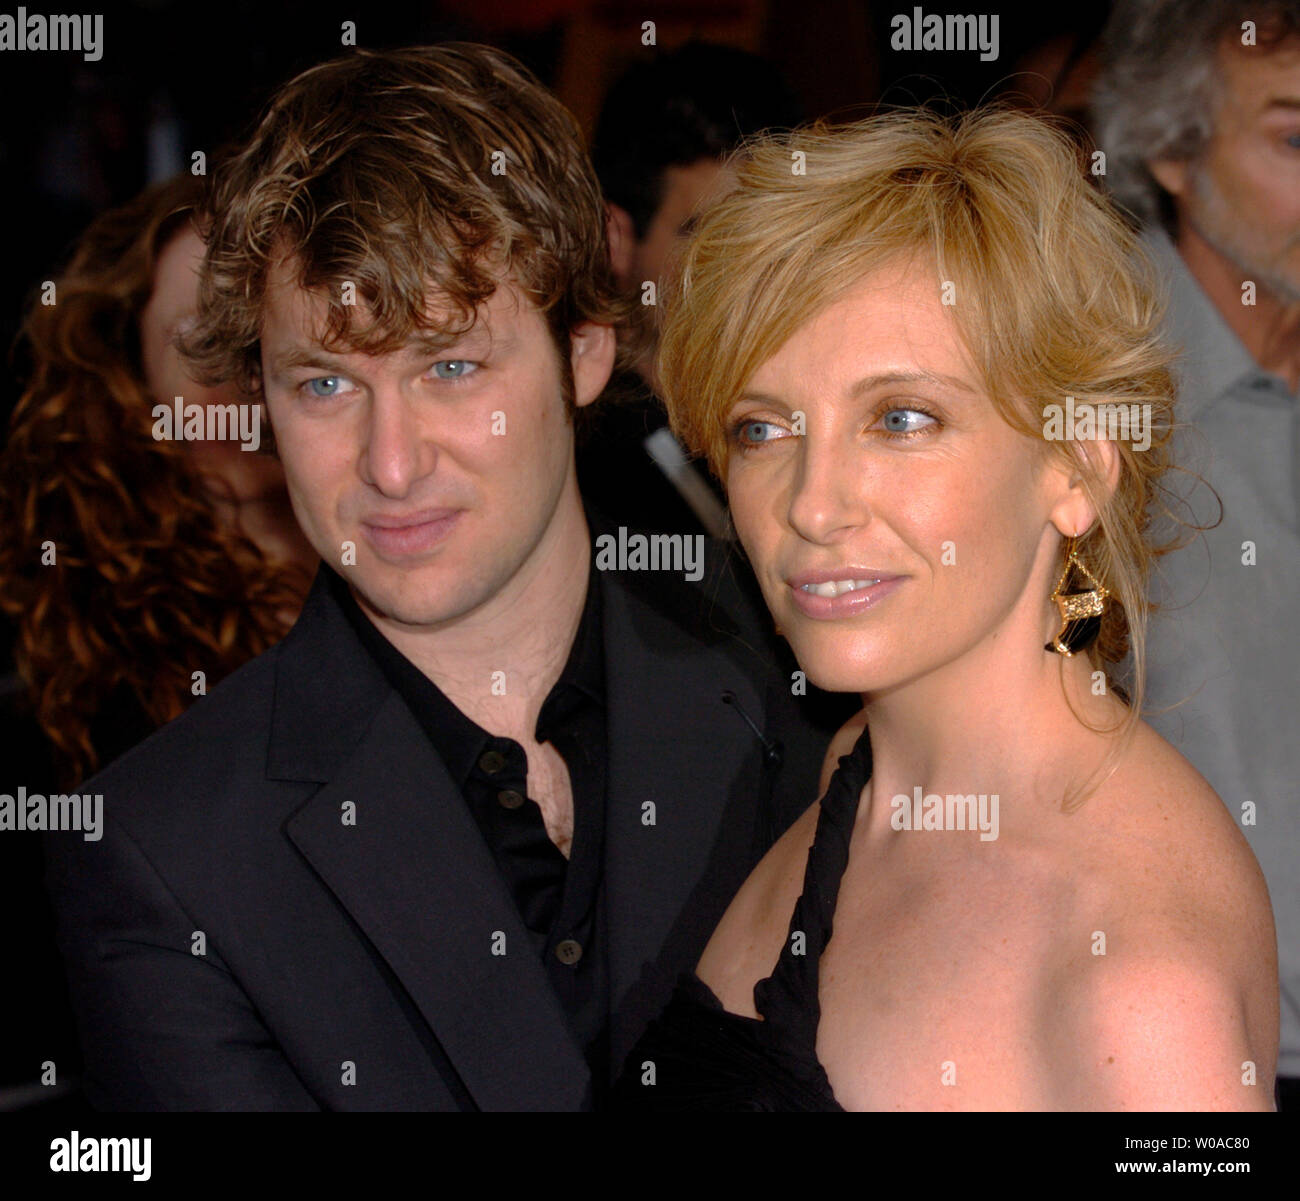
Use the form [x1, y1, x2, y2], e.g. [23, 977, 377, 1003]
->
[325, 546, 604, 787]
[553, 550, 604, 706]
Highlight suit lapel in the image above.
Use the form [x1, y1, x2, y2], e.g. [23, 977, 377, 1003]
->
[273, 571, 589, 1111]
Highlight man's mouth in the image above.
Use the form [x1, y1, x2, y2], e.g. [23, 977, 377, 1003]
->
[360, 508, 462, 558]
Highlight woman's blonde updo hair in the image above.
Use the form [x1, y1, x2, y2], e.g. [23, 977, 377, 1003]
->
[659, 105, 1182, 738]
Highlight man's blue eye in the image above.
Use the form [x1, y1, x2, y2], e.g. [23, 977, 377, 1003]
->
[432, 360, 476, 379]
[306, 376, 346, 397]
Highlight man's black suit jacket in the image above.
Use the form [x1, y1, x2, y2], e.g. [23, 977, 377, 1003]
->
[44, 542, 849, 1110]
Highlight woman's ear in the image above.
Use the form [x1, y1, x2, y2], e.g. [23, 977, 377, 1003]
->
[1049, 437, 1121, 538]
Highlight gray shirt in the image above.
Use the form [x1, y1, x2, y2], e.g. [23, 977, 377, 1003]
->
[1140, 227, 1299, 1077]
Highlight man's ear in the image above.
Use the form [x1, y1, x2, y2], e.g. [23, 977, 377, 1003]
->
[606, 202, 637, 290]
[570, 322, 617, 408]
[1048, 437, 1121, 539]
[1147, 158, 1189, 200]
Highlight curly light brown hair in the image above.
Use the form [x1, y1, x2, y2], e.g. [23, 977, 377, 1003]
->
[181, 42, 638, 404]
[0, 175, 313, 787]
[660, 106, 1186, 742]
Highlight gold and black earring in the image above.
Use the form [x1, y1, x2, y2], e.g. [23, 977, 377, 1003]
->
[1045, 536, 1108, 657]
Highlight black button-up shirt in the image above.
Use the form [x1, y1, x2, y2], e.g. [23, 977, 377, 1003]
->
[326, 561, 610, 1103]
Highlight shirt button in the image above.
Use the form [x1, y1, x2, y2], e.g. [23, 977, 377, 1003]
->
[478, 750, 507, 774]
[497, 789, 525, 810]
[554, 938, 583, 966]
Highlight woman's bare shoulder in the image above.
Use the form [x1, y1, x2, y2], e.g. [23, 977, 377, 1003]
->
[1085, 720, 1271, 919]
[1039, 720, 1278, 1108]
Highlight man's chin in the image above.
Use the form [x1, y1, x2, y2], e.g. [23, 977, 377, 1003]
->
[343, 569, 482, 632]
[1195, 212, 1300, 304]
[1224, 243, 1300, 305]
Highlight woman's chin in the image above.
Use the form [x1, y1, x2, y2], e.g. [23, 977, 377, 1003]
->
[790, 646, 894, 697]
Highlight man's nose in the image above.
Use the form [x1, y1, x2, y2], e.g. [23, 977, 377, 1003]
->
[361, 387, 435, 498]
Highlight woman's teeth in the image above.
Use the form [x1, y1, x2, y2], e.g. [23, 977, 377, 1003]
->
[800, 579, 880, 598]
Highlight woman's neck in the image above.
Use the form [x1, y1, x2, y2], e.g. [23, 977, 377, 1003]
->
[858, 613, 1128, 840]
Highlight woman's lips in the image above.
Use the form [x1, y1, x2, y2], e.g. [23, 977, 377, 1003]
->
[787, 574, 904, 619]
[361, 510, 462, 558]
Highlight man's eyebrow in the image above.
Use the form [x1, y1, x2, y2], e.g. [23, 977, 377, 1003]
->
[265, 328, 503, 375]
[264, 348, 349, 375]
[1264, 97, 1300, 112]
[410, 326, 500, 353]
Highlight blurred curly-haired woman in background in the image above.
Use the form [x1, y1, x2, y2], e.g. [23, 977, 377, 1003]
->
[0, 173, 316, 788]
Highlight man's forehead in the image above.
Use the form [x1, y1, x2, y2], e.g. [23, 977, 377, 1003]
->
[262, 252, 532, 349]
[1218, 30, 1300, 103]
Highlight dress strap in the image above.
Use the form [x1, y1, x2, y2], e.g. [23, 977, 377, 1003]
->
[752, 721, 871, 1050]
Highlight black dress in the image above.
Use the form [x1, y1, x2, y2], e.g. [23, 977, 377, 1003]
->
[611, 722, 871, 1111]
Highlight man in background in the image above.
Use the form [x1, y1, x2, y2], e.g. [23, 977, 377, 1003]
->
[579, 42, 803, 538]
[1093, 0, 1300, 1109]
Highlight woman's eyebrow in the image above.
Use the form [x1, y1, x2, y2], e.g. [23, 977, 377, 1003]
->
[737, 369, 977, 406]
[847, 370, 977, 396]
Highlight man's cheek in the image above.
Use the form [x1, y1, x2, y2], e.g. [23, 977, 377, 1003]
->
[287, 468, 339, 526]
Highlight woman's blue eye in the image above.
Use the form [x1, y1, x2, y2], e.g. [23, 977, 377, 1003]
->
[740, 420, 782, 443]
[880, 408, 934, 433]
[306, 376, 348, 397]
[432, 360, 476, 379]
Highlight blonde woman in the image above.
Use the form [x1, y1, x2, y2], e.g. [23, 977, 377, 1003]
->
[612, 107, 1278, 1111]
